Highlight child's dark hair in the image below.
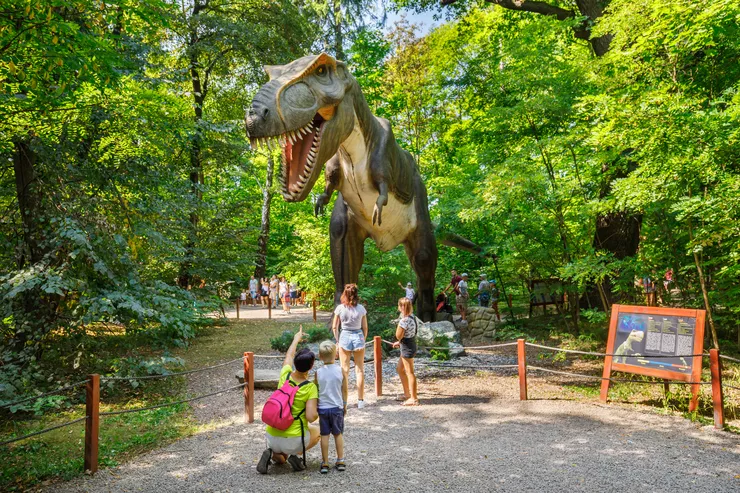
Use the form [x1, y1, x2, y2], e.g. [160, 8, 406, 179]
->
[340, 283, 359, 307]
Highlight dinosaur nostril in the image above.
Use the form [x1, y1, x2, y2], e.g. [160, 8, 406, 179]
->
[261, 107, 269, 118]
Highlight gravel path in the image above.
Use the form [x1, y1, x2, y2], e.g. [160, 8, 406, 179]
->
[49, 367, 739, 493]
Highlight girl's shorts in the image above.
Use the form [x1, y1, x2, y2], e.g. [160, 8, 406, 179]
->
[265, 433, 306, 455]
[339, 330, 365, 351]
[400, 337, 417, 359]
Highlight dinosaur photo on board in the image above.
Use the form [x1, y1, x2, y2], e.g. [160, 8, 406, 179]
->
[245, 53, 438, 321]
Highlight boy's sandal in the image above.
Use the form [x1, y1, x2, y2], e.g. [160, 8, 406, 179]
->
[336, 460, 346, 472]
[401, 399, 420, 406]
[320, 462, 330, 474]
[395, 394, 410, 401]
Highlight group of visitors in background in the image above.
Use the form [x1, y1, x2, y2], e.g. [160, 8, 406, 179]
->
[439, 269, 500, 323]
[256, 283, 419, 476]
[240, 275, 305, 313]
[638, 268, 674, 307]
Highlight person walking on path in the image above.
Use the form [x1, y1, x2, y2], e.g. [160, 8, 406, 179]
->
[392, 297, 419, 406]
[332, 284, 369, 409]
[477, 274, 491, 307]
[249, 276, 259, 306]
[398, 281, 415, 302]
[290, 281, 299, 306]
[257, 326, 320, 474]
[280, 276, 291, 313]
[270, 276, 279, 309]
[456, 273, 470, 322]
[240, 290, 247, 307]
[261, 278, 270, 307]
[315, 340, 348, 474]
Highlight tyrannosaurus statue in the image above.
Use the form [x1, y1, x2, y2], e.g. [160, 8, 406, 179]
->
[245, 53, 438, 321]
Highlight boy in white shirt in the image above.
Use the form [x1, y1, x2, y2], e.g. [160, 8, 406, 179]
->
[315, 340, 348, 474]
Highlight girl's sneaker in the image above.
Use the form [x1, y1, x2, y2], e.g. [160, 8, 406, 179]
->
[357, 400, 366, 409]
[320, 462, 330, 474]
[336, 459, 346, 472]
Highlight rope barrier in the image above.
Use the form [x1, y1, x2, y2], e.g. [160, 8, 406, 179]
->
[415, 362, 519, 370]
[100, 383, 246, 416]
[527, 366, 711, 385]
[100, 358, 244, 381]
[252, 354, 284, 359]
[380, 338, 518, 351]
[723, 384, 740, 392]
[719, 354, 740, 364]
[0, 416, 87, 447]
[0, 379, 89, 410]
[524, 342, 705, 359]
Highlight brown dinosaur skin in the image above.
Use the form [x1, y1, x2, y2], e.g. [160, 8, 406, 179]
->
[246, 53, 437, 321]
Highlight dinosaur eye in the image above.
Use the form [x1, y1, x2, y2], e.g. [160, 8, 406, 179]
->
[316, 66, 327, 76]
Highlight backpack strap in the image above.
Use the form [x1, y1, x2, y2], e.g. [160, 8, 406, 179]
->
[289, 380, 311, 468]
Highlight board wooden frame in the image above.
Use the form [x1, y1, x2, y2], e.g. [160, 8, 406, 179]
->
[600, 304, 706, 411]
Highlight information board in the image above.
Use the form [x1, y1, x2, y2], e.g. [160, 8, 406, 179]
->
[600, 304, 706, 411]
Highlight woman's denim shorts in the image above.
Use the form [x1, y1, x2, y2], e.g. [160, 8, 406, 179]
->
[339, 330, 366, 351]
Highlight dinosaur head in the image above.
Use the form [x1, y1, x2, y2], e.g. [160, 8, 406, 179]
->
[246, 53, 355, 202]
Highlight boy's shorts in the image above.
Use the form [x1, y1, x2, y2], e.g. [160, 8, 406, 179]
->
[318, 407, 344, 436]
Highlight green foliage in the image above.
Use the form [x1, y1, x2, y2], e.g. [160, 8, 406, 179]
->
[430, 334, 450, 361]
[305, 326, 332, 343]
[270, 330, 299, 353]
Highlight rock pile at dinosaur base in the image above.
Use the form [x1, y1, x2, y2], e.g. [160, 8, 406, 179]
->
[461, 306, 501, 340]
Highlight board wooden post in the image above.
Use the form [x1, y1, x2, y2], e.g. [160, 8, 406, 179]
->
[313, 299, 317, 322]
[709, 348, 724, 429]
[235, 299, 240, 319]
[374, 336, 382, 397]
[517, 338, 527, 400]
[268, 301, 272, 320]
[84, 374, 100, 474]
[244, 352, 254, 423]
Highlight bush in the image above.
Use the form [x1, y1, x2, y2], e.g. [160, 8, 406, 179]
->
[306, 326, 332, 343]
[270, 330, 298, 353]
[430, 335, 450, 361]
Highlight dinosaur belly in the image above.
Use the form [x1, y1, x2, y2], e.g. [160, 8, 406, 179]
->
[344, 192, 417, 252]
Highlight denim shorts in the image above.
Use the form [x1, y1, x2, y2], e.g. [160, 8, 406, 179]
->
[318, 407, 344, 436]
[339, 330, 365, 351]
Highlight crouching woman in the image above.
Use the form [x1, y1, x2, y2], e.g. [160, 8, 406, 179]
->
[257, 326, 321, 473]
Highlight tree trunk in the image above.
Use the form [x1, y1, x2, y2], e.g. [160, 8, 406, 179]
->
[333, 0, 344, 61]
[11, 138, 57, 351]
[254, 154, 275, 279]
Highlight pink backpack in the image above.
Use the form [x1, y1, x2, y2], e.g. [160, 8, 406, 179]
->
[262, 378, 310, 430]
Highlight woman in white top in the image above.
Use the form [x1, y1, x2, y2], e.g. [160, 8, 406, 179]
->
[332, 284, 368, 409]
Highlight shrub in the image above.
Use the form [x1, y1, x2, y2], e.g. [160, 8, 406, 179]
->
[270, 330, 298, 353]
[306, 326, 332, 343]
[430, 335, 450, 361]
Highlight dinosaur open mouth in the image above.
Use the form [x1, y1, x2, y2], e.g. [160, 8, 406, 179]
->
[248, 113, 326, 200]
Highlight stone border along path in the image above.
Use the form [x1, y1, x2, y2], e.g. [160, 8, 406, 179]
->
[47, 309, 740, 492]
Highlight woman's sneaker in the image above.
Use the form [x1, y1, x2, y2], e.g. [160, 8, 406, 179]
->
[357, 400, 366, 409]
[256, 448, 272, 474]
[287, 454, 306, 471]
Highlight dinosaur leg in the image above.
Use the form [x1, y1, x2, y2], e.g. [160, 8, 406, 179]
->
[405, 227, 438, 323]
[330, 192, 368, 305]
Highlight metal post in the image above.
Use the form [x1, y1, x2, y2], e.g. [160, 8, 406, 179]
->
[244, 352, 254, 423]
[517, 339, 527, 400]
[709, 348, 724, 429]
[313, 299, 317, 322]
[84, 374, 100, 474]
[374, 336, 382, 397]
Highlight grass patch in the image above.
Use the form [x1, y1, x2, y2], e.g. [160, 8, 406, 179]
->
[182, 319, 328, 366]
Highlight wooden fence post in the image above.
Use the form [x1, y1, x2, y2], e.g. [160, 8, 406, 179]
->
[312, 299, 317, 322]
[374, 336, 382, 397]
[235, 299, 240, 319]
[709, 348, 724, 429]
[244, 352, 254, 423]
[84, 374, 100, 474]
[268, 300, 272, 320]
[517, 338, 527, 401]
